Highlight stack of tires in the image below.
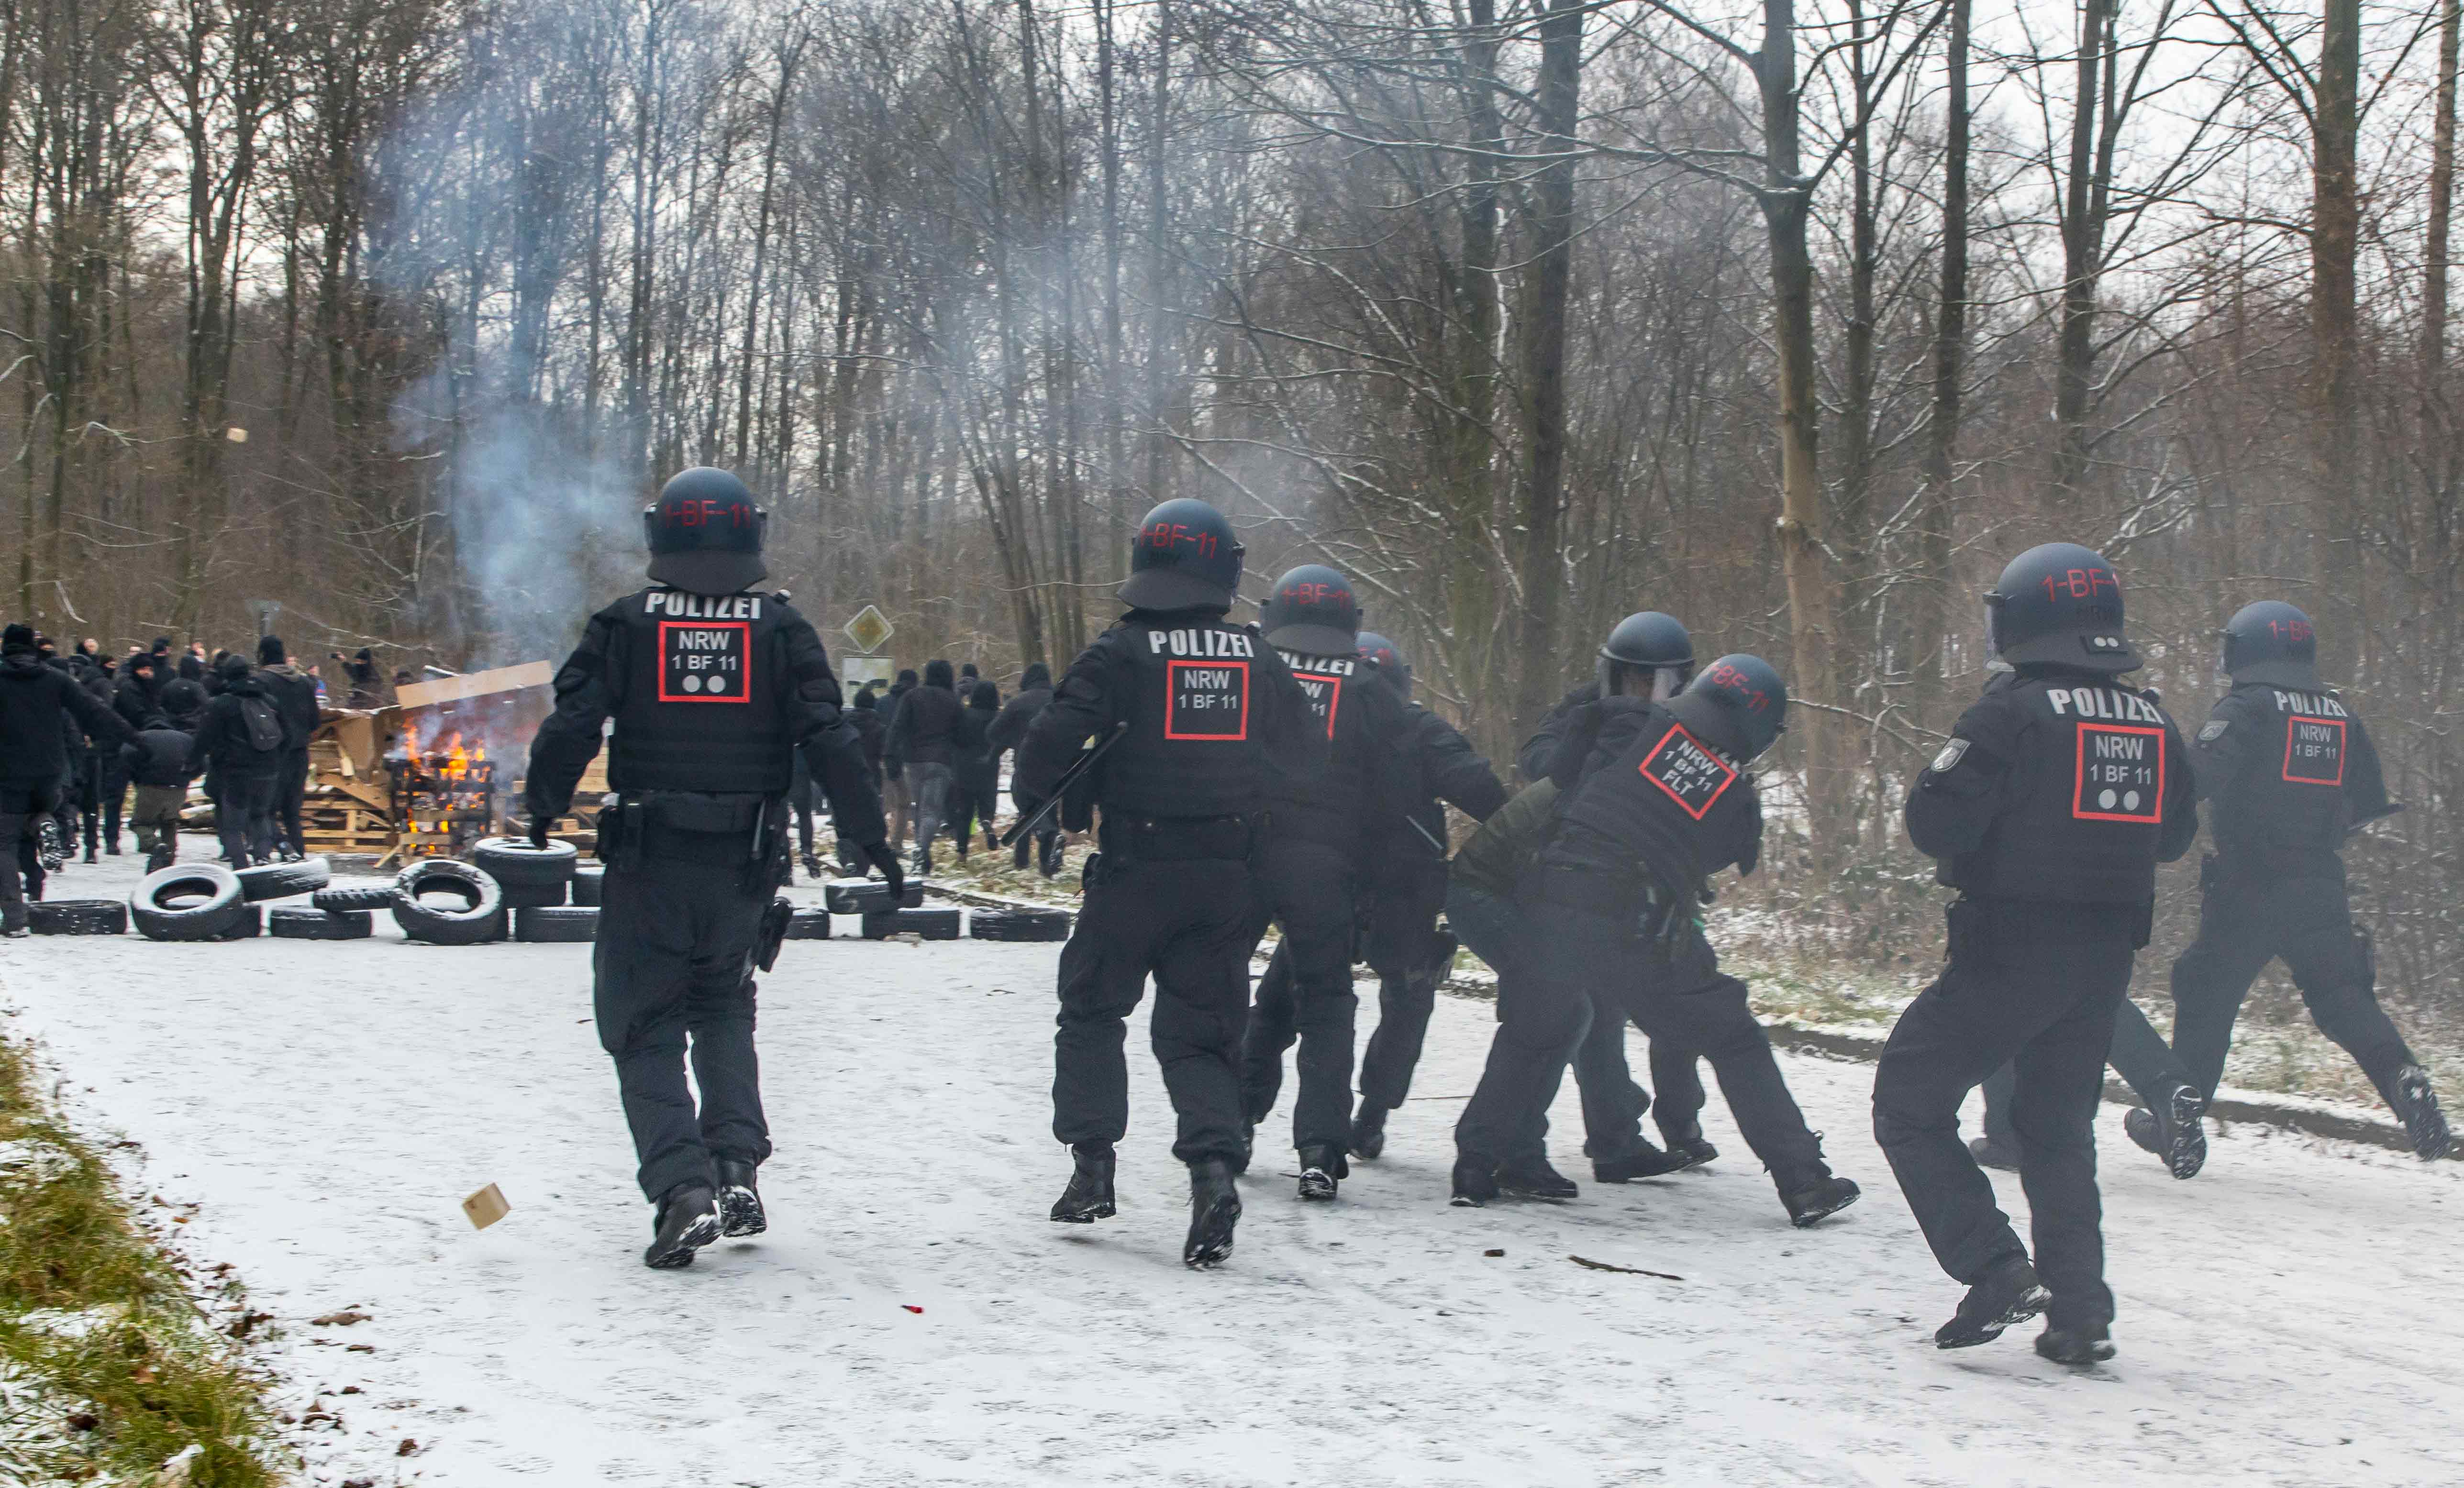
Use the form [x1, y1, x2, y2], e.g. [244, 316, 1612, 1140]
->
[472, 838, 596, 944]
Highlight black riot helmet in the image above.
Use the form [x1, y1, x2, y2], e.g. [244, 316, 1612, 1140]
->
[1666, 654, 1787, 762]
[2221, 600, 2321, 689]
[1121, 498, 1244, 612]
[1261, 563, 1362, 657]
[1983, 542, 2137, 673]
[1356, 630, 1409, 698]
[644, 467, 767, 596]
[1598, 611, 1695, 700]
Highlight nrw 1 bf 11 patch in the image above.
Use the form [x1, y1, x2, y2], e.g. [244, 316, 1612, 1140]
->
[1290, 673, 1343, 739]
[1638, 724, 1738, 820]
[1165, 659, 1249, 740]
[2282, 714, 2346, 786]
[658, 620, 751, 702]
[2072, 721, 2164, 823]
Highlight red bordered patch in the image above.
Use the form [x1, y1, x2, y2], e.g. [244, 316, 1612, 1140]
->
[657, 620, 751, 703]
[2072, 721, 2164, 822]
[1291, 673, 1343, 740]
[1165, 659, 1249, 740]
[2281, 714, 2346, 786]
[1637, 723, 1738, 820]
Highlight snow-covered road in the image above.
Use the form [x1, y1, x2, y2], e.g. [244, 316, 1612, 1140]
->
[5, 848, 2460, 1486]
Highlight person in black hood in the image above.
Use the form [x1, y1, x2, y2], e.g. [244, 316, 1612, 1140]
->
[887, 659, 965, 874]
[988, 661, 1060, 872]
[123, 712, 199, 870]
[835, 688, 889, 873]
[255, 635, 321, 860]
[1, 623, 131, 935]
[191, 654, 289, 866]
[949, 680, 1003, 861]
[114, 651, 163, 733]
[343, 647, 384, 708]
[882, 668, 920, 849]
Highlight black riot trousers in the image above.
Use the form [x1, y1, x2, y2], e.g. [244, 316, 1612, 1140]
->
[2169, 862, 2416, 1107]
[1053, 850, 1256, 1165]
[1237, 839, 1362, 1154]
[1353, 859, 1451, 1114]
[594, 836, 774, 1203]
[1873, 898, 2134, 1330]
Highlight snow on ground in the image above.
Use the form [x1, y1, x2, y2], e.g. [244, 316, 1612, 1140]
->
[5, 842, 2462, 1487]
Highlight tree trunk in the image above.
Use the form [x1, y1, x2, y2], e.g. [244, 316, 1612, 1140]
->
[2312, 0, 2361, 673]
[2429, 0, 2459, 384]
[1917, 0, 1970, 723]
[2051, 0, 2109, 513]
[1510, 0, 1582, 732]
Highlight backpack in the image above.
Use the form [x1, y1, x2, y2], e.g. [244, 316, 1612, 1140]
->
[238, 694, 285, 753]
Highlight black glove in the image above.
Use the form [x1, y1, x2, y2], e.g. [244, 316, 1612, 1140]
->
[865, 841, 906, 900]
[528, 813, 552, 850]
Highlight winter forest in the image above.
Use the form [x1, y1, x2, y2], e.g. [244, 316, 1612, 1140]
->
[7, 0, 2464, 1000]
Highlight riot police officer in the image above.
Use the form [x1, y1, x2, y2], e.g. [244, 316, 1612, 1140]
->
[524, 467, 898, 1270]
[1457, 655, 1858, 1227]
[1341, 632, 1508, 1161]
[1234, 569, 1413, 1201]
[1876, 543, 2197, 1365]
[1020, 499, 1323, 1269]
[2159, 601, 2448, 1159]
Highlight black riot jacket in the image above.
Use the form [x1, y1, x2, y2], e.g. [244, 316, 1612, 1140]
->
[1016, 607, 1324, 822]
[1907, 666, 2198, 904]
[1528, 695, 1764, 913]
[1517, 680, 1601, 783]
[2191, 680, 2391, 873]
[522, 585, 886, 847]
[1374, 687, 1509, 871]
[1265, 643, 1414, 856]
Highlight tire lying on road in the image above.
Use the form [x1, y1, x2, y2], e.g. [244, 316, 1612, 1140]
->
[824, 878, 924, 915]
[571, 865, 604, 906]
[131, 864, 249, 941]
[29, 899, 127, 936]
[783, 908, 832, 940]
[473, 837, 577, 889]
[970, 907, 1072, 943]
[862, 906, 960, 941]
[312, 880, 400, 912]
[513, 905, 598, 943]
[236, 856, 331, 902]
[216, 904, 265, 939]
[391, 860, 507, 946]
[270, 906, 373, 941]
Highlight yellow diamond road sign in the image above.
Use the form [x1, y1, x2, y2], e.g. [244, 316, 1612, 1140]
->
[843, 605, 894, 655]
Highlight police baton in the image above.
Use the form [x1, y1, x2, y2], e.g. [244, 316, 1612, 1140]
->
[1001, 722, 1128, 848]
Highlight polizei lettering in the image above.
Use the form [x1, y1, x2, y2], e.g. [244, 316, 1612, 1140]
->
[645, 591, 763, 620]
[1147, 628, 1256, 659]
[2271, 689, 2349, 718]
[2044, 687, 2164, 724]
[1276, 650, 1356, 677]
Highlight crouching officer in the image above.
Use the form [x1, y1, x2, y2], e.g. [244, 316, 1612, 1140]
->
[1021, 499, 1323, 1269]
[1876, 543, 2197, 1366]
[2162, 601, 2447, 1159]
[524, 467, 899, 1270]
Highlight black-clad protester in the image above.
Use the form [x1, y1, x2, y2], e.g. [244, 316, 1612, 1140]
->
[2158, 602, 2447, 1159]
[883, 668, 919, 849]
[191, 654, 290, 867]
[987, 661, 1060, 874]
[69, 650, 115, 862]
[949, 680, 1003, 861]
[1019, 498, 1325, 1268]
[123, 710, 200, 870]
[1876, 543, 2198, 1367]
[887, 659, 966, 875]
[523, 467, 896, 1270]
[114, 650, 163, 734]
[1338, 633, 1509, 1161]
[256, 636, 322, 861]
[1236, 566, 1413, 1201]
[1, 624, 131, 935]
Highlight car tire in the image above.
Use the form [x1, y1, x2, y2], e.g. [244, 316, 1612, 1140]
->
[270, 906, 373, 940]
[312, 881, 400, 912]
[235, 856, 331, 902]
[970, 908, 1073, 942]
[498, 881, 568, 909]
[131, 865, 249, 941]
[391, 860, 507, 946]
[471, 838, 577, 893]
[824, 878, 925, 915]
[571, 866, 604, 906]
[864, 906, 959, 940]
[215, 904, 265, 939]
[513, 905, 598, 943]
[784, 908, 832, 941]
[29, 899, 127, 936]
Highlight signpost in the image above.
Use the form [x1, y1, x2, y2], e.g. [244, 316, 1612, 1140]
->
[843, 605, 894, 655]
[841, 605, 895, 692]
[248, 599, 282, 637]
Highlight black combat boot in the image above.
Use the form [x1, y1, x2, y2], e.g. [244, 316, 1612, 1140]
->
[1494, 1154, 1578, 1201]
[2122, 1082, 2209, 1179]
[1349, 1103, 1388, 1161]
[2391, 1066, 2454, 1160]
[1050, 1144, 1117, 1223]
[1012, 835, 1032, 871]
[1934, 1254, 2050, 1349]
[1038, 832, 1065, 878]
[1449, 1157, 1499, 1208]
[1592, 1140, 1689, 1183]
[642, 1183, 721, 1270]
[2034, 1321, 2116, 1366]
[1661, 1122, 1719, 1169]
[1777, 1138, 1861, 1227]
[1296, 1144, 1345, 1201]
[1184, 1159, 1242, 1269]
[715, 1158, 766, 1237]
[1966, 1134, 2021, 1172]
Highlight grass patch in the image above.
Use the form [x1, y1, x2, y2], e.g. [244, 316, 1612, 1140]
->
[0, 1034, 280, 1486]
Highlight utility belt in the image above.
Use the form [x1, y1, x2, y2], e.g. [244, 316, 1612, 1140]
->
[1523, 863, 1652, 919]
[1095, 812, 1256, 866]
[597, 790, 788, 891]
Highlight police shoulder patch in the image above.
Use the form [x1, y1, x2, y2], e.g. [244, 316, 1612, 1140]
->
[1929, 738, 1969, 773]
[2198, 719, 2229, 743]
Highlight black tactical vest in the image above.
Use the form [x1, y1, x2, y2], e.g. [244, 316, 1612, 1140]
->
[1267, 648, 1371, 848]
[2206, 683, 2356, 863]
[1537, 700, 1760, 902]
[1098, 616, 1266, 819]
[1952, 677, 2179, 903]
[606, 586, 793, 795]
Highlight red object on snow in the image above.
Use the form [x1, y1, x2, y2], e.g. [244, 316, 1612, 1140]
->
[902, 1305, 923, 1314]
